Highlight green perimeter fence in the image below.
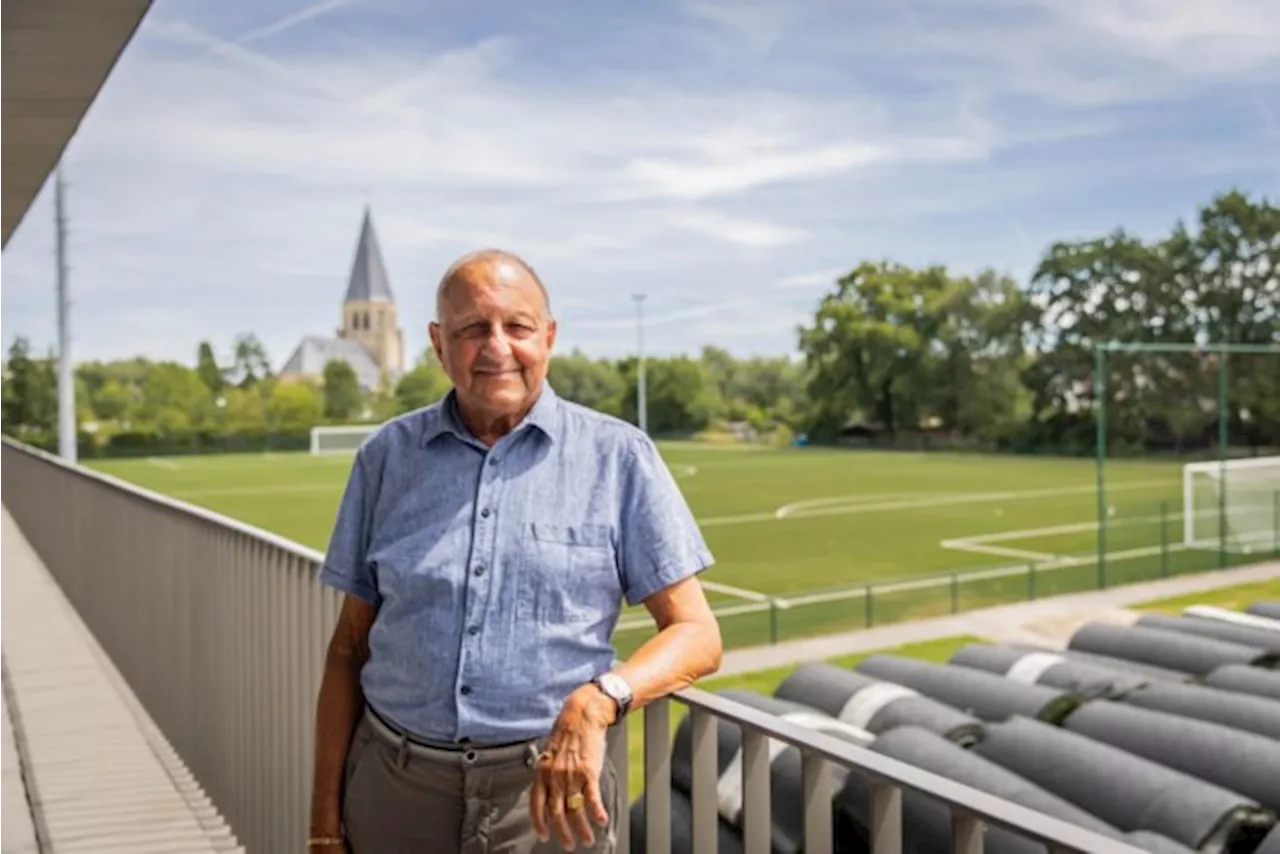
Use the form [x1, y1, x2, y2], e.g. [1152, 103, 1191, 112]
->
[614, 491, 1280, 659]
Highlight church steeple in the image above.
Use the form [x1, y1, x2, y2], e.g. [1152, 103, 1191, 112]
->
[343, 206, 394, 303]
[336, 206, 404, 378]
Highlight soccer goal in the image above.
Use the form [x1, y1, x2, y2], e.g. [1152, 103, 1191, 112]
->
[310, 424, 380, 455]
[1183, 456, 1280, 553]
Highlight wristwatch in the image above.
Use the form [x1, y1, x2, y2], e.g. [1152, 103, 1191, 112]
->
[591, 672, 633, 723]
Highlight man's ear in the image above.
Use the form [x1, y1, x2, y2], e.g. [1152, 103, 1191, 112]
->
[544, 318, 558, 352]
[428, 322, 444, 363]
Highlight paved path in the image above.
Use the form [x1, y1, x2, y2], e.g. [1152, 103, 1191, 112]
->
[715, 560, 1280, 677]
[1, 505, 243, 853]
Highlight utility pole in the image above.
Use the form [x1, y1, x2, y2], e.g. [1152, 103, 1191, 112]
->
[633, 293, 647, 434]
[55, 165, 77, 463]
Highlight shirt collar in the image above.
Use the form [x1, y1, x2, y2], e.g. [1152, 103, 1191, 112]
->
[421, 381, 561, 447]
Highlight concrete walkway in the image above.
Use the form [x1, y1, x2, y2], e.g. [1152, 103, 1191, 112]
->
[715, 560, 1280, 677]
[1, 505, 242, 853]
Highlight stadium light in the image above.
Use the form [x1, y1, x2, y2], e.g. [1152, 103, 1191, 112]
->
[633, 293, 647, 434]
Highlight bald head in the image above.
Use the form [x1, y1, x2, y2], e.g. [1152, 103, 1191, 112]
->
[428, 248, 558, 439]
[435, 248, 551, 323]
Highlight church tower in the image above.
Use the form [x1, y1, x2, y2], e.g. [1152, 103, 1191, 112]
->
[336, 207, 404, 378]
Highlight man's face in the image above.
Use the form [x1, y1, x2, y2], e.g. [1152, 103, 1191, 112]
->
[429, 260, 556, 418]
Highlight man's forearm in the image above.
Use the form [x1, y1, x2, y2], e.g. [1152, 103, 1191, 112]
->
[309, 649, 366, 836]
[612, 618, 722, 712]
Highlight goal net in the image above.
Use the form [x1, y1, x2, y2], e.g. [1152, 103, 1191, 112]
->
[310, 424, 380, 455]
[1183, 456, 1280, 553]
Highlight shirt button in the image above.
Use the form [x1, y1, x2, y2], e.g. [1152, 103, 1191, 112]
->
[480, 508, 491, 518]
[460, 685, 472, 695]
[488, 457, 499, 467]
[473, 565, 485, 577]
[468, 626, 479, 636]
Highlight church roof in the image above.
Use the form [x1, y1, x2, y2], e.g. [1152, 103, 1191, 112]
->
[279, 335, 387, 389]
[343, 207, 394, 303]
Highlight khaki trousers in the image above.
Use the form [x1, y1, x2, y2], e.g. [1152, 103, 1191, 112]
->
[342, 710, 620, 854]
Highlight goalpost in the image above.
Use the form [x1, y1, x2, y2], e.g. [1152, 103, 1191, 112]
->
[1183, 456, 1280, 553]
[310, 424, 381, 455]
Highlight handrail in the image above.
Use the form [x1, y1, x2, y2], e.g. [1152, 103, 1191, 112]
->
[0, 435, 327, 565]
[1, 436, 1146, 853]
[669, 687, 1143, 853]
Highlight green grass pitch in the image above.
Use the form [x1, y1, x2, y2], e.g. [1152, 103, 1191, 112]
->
[88, 442, 1205, 599]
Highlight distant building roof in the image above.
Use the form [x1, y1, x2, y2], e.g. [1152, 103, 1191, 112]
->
[279, 336, 386, 389]
[343, 207, 394, 303]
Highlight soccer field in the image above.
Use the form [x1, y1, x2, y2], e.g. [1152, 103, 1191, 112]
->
[87, 443, 1214, 607]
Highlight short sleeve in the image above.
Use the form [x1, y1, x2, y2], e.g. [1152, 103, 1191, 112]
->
[618, 434, 715, 606]
[319, 448, 382, 606]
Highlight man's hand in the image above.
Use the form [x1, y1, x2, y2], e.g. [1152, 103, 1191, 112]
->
[529, 684, 615, 850]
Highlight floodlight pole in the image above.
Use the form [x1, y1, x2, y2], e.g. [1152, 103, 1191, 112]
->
[634, 293, 648, 434]
[55, 165, 77, 463]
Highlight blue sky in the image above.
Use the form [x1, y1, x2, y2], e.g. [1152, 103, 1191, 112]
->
[3, 0, 1278, 370]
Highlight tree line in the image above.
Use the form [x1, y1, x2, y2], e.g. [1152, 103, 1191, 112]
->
[2, 189, 1276, 459]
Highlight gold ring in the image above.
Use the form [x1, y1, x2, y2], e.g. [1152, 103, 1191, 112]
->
[566, 793, 585, 812]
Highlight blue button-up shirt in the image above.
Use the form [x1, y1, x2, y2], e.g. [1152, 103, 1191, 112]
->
[320, 383, 715, 743]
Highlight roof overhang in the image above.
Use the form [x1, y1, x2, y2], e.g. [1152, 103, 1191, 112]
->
[2, 0, 153, 248]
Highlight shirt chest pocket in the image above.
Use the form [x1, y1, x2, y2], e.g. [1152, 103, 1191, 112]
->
[518, 522, 621, 627]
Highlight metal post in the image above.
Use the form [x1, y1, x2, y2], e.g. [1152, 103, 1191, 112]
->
[864, 584, 873, 627]
[1273, 490, 1279, 557]
[1160, 500, 1169, 578]
[55, 165, 77, 463]
[1218, 347, 1228, 569]
[1095, 344, 1108, 589]
[633, 293, 647, 434]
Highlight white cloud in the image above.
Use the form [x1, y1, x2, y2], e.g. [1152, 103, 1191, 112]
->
[2, 0, 1276, 368]
[667, 210, 810, 248]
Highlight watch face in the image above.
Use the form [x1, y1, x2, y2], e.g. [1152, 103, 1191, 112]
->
[599, 673, 632, 703]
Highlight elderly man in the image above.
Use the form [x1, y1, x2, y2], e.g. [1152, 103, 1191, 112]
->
[307, 249, 723, 853]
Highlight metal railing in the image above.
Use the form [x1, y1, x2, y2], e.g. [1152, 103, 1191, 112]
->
[0, 437, 1140, 853]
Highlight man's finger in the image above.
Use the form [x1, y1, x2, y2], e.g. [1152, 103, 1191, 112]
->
[529, 775, 549, 843]
[548, 771, 575, 850]
[582, 771, 609, 828]
[568, 793, 596, 849]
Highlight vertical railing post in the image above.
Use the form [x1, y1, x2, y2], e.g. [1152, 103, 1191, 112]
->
[643, 699, 672, 854]
[769, 597, 779, 645]
[865, 584, 874, 628]
[1160, 500, 1169, 578]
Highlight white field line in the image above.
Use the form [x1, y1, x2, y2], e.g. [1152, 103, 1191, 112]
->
[698, 478, 1172, 528]
[700, 579, 771, 603]
[146, 457, 181, 470]
[671, 464, 699, 479]
[939, 541, 1061, 561]
[774, 492, 946, 518]
[614, 539, 1202, 633]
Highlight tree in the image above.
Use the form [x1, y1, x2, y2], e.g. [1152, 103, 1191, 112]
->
[1, 338, 57, 435]
[548, 350, 625, 416]
[230, 334, 272, 389]
[196, 341, 224, 393]
[393, 350, 452, 414]
[322, 359, 362, 421]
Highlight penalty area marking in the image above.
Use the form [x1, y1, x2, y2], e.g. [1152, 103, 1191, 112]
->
[700, 579, 771, 603]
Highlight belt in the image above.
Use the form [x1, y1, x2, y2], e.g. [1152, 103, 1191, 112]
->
[363, 706, 541, 767]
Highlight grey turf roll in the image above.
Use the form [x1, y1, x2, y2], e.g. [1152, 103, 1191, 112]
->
[774, 662, 984, 745]
[669, 689, 871, 854]
[1204, 663, 1280, 701]
[1123, 831, 1197, 854]
[1255, 824, 1280, 854]
[1067, 622, 1280, 675]
[1135, 613, 1280, 655]
[973, 716, 1275, 853]
[629, 789, 745, 854]
[1062, 699, 1280, 811]
[1246, 601, 1280, 621]
[853, 654, 1084, 724]
[1120, 680, 1280, 741]
[950, 643, 1150, 699]
[1011, 643, 1193, 682]
[833, 766, 1045, 854]
[868, 726, 1120, 837]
